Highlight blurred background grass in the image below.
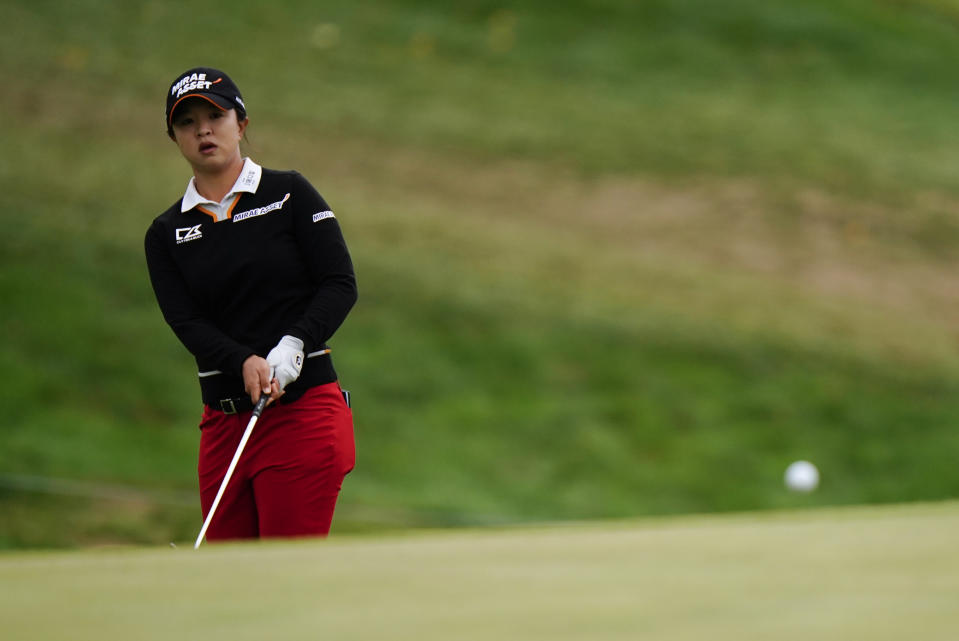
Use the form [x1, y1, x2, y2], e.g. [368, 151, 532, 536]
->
[2, 0, 959, 547]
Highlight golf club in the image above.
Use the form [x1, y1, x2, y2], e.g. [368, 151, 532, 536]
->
[194, 393, 270, 549]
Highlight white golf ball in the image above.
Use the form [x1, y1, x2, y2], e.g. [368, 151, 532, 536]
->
[784, 460, 819, 492]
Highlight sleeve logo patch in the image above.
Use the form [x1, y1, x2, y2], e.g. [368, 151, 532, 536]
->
[312, 210, 335, 223]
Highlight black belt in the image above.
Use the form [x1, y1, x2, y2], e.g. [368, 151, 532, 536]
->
[218, 396, 259, 415]
[217, 389, 351, 415]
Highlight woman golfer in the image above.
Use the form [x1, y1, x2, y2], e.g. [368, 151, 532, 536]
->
[145, 67, 357, 541]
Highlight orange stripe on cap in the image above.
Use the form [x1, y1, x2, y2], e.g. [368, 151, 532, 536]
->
[168, 94, 227, 127]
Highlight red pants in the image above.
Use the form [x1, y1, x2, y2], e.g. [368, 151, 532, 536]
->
[197, 382, 355, 541]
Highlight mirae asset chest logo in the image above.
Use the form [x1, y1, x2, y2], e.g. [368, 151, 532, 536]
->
[232, 193, 291, 223]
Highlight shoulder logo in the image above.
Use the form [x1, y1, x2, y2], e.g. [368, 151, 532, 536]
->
[175, 224, 203, 244]
[312, 210, 335, 223]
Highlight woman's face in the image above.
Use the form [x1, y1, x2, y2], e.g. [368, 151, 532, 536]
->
[170, 98, 248, 173]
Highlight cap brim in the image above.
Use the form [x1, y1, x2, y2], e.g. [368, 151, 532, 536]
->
[168, 93, 233, 126]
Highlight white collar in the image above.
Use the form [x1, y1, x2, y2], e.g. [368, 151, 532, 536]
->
[180, 158, 263, 212]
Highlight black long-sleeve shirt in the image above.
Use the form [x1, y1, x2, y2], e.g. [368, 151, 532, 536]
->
[145, 163, 357, 406]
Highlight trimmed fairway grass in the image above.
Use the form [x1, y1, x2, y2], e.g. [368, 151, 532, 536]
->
[2, 501, 957, 640]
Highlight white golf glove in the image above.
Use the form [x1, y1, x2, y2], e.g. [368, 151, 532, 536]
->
[266, 335, 305, 390]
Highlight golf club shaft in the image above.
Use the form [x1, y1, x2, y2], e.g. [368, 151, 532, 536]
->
[193, 394, 270, 549]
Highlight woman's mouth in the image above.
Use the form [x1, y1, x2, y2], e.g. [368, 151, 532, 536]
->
[200, 142, 217, 154]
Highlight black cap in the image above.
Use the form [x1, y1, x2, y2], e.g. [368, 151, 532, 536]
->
[165, 67, 246, 130]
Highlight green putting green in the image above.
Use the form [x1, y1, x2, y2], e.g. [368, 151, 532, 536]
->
[2, 501, 956, 640]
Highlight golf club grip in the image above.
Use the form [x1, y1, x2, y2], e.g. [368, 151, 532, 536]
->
[252, 394, 270, 417]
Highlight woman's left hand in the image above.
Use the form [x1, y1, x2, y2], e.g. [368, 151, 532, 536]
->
[242, 354, 285, 405]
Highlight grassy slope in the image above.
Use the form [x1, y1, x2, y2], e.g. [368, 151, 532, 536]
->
[2, 0, 959, 546]
[2, 502, 958, 641]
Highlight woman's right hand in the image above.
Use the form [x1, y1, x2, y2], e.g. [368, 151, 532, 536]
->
[242, 355, 284, 405]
